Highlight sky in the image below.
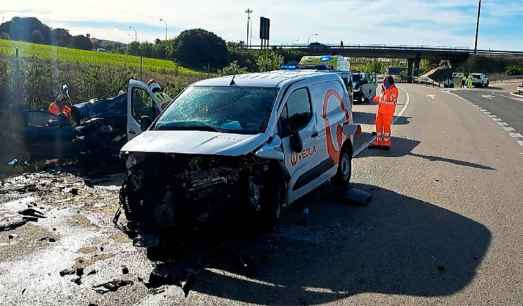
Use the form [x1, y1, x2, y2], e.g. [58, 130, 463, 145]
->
[1, 0, 522, 50]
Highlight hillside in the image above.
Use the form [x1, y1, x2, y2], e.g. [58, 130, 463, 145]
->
[0, 39, 203, 76]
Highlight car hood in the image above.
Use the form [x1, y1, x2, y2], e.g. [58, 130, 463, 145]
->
[121, 130, 268, 156]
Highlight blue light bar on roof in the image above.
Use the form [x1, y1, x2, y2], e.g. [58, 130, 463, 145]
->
[320, 55, 332, 62]
[280, 64, 297, 70]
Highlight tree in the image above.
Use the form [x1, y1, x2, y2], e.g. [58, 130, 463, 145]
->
[31, 30, 45, 44]
[71, 35, 93, 50]
[256, 51, 283, 72]
[50, 28, 72, 47]
[172, 29, 229, 69]
[0, 17, 50, 43]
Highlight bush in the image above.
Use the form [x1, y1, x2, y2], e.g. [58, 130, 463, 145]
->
[506, 65, 523, 75]
[172, 29, 229, 69]
[256, 51, 283, 72]
[219, 61, 248, 76]
[70, 35, 93, 50]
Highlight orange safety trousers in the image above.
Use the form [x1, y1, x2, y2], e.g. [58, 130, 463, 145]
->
[373, 86, 398, 147]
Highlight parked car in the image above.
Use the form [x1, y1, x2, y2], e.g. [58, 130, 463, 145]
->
[352, 72, 377, 103]
[470, 73, 489, 88]
[119, 70, 361, 245]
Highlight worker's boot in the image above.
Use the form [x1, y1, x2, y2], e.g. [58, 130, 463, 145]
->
[382, 136, 392, 150]
[369, 134, 382, 149]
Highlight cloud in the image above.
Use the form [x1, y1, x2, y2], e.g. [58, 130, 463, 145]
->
[1, 0, 522, 50]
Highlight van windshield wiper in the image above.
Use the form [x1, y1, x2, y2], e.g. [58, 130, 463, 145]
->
[154, 121, 222, 132]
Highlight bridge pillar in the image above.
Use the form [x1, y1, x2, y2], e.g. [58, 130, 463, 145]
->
[407, 57, 421, 82]
[413, 57, 421, 77]
[407, 59, 414, 82]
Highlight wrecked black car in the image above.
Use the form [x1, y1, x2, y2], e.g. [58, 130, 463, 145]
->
[23, 80, 169, 165]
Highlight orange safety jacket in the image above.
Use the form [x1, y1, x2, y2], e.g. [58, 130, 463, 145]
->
[373, 85, 398, 115]
[48, 102, 72, 119]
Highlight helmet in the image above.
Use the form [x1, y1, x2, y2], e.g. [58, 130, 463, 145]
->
[384, 76, 395, 89]
[147, 79, 161, 93]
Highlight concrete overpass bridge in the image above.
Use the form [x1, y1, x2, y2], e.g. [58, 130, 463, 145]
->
[247, 44, 523, 78]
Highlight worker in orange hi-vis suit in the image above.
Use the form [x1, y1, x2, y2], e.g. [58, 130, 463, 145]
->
[370, 76, 399, 150]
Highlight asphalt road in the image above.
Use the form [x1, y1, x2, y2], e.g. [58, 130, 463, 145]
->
[0, 84, 522, 305]
[452, 88, 523, 137]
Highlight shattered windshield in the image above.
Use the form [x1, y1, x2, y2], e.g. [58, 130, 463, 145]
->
[153, 86, 278, 134]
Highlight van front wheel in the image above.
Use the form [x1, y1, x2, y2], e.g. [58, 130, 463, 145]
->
[332, 145, 352, 186]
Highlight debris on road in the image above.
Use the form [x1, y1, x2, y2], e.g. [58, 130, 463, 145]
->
[7, 159, 19, 166]
[59, 268, 76, 277]
[18, 208, 46, 219]
[0, 217, 28, 232]
[39, 236, 56, 242]
[340, 186, 373, 206]
[92, 280, 133, 294]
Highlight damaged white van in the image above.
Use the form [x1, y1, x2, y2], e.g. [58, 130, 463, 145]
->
[119, 70, 360, 239]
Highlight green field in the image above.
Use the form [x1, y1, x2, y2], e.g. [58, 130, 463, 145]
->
[0, 39, 202, 76]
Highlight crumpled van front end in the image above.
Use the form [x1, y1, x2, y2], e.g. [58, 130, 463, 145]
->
[118, 82, 286, 244]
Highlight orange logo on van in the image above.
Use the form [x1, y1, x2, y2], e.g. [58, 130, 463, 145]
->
[322, 89, 350, 164]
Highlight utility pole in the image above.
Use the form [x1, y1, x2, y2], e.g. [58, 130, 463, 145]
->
[129, 26, 137, 42]
[160, 18, 168, 40]
[245, 9, 253, 48]
[474, 0, 482, 54]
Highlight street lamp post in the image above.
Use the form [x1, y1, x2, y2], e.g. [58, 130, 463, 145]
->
[245, 9, 253, 48]
[129, 26, 137, 42]
[474, 0, 482, 55]
[160, 18, 168, 41]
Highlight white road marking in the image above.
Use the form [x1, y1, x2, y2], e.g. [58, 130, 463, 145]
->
[509, 92, 523, 102]
[444, 90, 523, 149]
[353, 89, 410, 157]
[426, 94, 436, 100]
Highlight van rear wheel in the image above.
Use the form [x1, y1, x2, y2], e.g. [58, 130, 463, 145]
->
[332, 144, 352, 186]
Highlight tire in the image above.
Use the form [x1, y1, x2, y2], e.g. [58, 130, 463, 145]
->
[332, 143, 352, 186]
[257, 180, 282, 232]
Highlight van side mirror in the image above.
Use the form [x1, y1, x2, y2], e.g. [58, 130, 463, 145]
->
[289, 132, 303, 152]
[140, 115, 153, 130]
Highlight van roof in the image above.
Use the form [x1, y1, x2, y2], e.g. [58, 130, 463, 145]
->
[193, 70, 339, 88]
